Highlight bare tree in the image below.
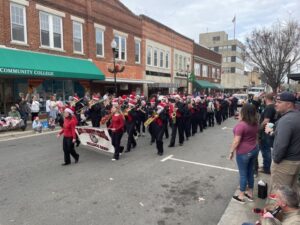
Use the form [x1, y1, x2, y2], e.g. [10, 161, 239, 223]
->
[245, 20, 300, 93]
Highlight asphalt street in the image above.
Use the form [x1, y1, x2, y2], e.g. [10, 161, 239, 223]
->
[0, 118, 239, 225]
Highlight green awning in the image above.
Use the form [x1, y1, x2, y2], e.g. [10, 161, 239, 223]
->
[194, 80, 216, 89]
[213, 83, 224, 89]
[0, 48, 105, 80]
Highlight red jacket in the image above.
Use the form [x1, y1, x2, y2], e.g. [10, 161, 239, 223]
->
[108, 114, 125, 133]
[59, 116, 76, 139]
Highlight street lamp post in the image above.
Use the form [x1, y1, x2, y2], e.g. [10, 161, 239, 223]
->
[186, 64, 190, 95]
[111, 39, 118, 96]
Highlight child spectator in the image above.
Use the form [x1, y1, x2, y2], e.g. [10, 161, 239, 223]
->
[48, 117, 56, 131]
[32, 116, 42, 133]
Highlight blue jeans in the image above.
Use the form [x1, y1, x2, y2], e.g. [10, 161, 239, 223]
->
[236, 146, 259, 192]
[260, 134, 273, 172]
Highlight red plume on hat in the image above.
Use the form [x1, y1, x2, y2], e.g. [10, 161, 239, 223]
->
[92, 95, 99, 101]
[122, 95, 127, 100]
[73, 96, 79, 101]
[150, 98, 156, 104]
[157, 102, 166, 109]
[112, 98, 119, 105]
[129, 99, 136, 107]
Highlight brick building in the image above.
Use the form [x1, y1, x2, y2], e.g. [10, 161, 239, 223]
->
[140, 15, 194, 95]
[193, 43, 222, 94]
[0, 0, 147, 114]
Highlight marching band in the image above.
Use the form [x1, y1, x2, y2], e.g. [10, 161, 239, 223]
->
[59, 92, 238, 162]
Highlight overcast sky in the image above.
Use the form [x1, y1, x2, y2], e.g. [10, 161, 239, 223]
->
[121, 0, 300, 44]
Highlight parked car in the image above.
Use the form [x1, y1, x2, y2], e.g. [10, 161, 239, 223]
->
[233, 94, 248, 106]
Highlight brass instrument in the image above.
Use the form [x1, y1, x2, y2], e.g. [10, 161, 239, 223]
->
[100, 112, 113, 125]
[122, 107, 133, 116]
[144, 112, 159, 127]
[172, 107, 177, 124]
[89, 98, 105, 109]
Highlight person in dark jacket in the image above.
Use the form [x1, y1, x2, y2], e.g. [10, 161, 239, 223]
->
[89, 95, 102, 128]
[265, 92, 300, 193]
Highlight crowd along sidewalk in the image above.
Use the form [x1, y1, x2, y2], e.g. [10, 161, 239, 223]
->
[218, 172, 271, 225]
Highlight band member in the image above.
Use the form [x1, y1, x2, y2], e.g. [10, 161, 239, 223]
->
[108, 105, 125, 161]
[89, 95, 102, 128]
[207, 97, 215, 127]
[147, 98, 156, 145]
[152, 103, 167, 156]
[125, 100, 137, 152]
[196, 97, 205, 133]
[169, 95, 185, 147]
[136, 100, 147, 136]
[184, 99, 192, 140]
[215, 98, 222, 125]
[57, 108, 79, 166]
[191, 98, 198, 136]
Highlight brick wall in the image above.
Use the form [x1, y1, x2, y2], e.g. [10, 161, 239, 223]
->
[1, 0, 143, 78]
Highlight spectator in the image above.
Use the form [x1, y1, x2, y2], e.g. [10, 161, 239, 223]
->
[49, 95, 58, 121]
[48, 117, 56, 131]
[242, 185, 300, 225]
[229, 104, 259, 204]
[259, 93, 276, 174]
[16, 92, 30, 131]
[30, 95, 40, 121]
[32, 116, 42, 133]
[8, 106, 21, 119]
[265, 92, 300, 195]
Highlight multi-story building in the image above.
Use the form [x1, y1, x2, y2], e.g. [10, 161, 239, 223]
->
[199, 31, 248, 91]
[0, 0, 146, 114]
[140, 15, 193, 95]
[193, 43, 222, 94]
[246, 67, 262, 87]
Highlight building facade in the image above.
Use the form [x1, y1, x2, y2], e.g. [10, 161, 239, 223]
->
[140, 15, 193, 95]
[0, 0, 148, 113]
[193, 43, 222, 94]
[199, 31, 248, 91]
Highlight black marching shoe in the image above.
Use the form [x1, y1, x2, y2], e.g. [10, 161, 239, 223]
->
[125, 149, 131, 153]
[168, 144, 174, 148]
[157, 152, 163, 156]
[75, 155, 79, 163]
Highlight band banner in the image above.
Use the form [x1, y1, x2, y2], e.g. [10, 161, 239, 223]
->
[75, 126, 115, 154]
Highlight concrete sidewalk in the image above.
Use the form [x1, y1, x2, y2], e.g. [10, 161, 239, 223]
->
[218, 172, 271, 225]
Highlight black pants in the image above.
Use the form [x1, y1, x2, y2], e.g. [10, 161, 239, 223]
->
[207, 112, 214, 127]
[191, 114, 197, 135]
[164, 119, 169, 138]
[92, 118, 101, 128]
[111, 132, 123, 160]
[149, 123, 155, 143]
[126, 123, 136, 151]
[63, 137, 79, 164]
[169, 118, 184, 146]
[203, 112, 207, 128]
[215, 111, 222, 125]
[196, 115, 203, 132]
[184, 117, 191, 139]
[153, 124, 164, 154]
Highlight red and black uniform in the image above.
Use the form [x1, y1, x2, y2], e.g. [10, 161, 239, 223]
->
[59, 116, 79, 165]
[125, 108, 137, 152]
[169, 101, 185, 147]
[191, 103, 198, 136]
[108, 114, 125, 160]
[152, 110, 167, 155]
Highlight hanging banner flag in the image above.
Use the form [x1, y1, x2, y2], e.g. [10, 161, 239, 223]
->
[75, 126, 115, 154]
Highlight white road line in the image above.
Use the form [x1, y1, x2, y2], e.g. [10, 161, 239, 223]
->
[161, 154, 174, 162]
[162, 155, 238, 173]
[222, 127, 227, 130]
[0, 130, 58, 142]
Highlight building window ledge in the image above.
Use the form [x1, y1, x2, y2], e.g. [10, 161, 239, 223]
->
[96, 55, 105, 59]
[73, 51, 84, 56]
[10, 41, 29, 46]
[39, 46, 66, 53]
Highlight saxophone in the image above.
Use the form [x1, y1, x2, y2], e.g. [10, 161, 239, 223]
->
[144, 112, 159, 127]
[172, 107, 177, 124]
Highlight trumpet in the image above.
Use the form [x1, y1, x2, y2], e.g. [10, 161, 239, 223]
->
[89, 98, 105, 109]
